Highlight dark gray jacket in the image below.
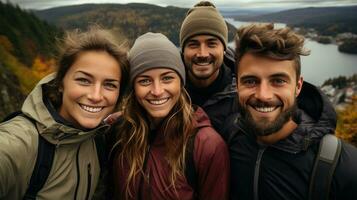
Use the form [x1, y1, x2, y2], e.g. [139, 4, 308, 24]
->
[185, 49, 238, 136]
[225, 82, 357, 200]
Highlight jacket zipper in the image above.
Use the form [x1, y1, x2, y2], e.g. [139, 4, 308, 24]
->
[254, 147, 266, 200]
[74, 145, 81, 200]
[85, 163, 92, 200]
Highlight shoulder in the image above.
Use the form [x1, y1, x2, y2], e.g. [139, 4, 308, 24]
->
[0, 116, 38, 192]
[336, 141, 357, 177]
[333, 141, 357, 197]
[194, 127, 228, 157]
[0, 116, 38, 163]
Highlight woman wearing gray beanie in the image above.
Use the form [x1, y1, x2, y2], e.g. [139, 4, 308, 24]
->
[110, 32, 229, 199]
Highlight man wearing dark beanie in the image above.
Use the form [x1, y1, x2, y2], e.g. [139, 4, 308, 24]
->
[180, 1, 238, 137]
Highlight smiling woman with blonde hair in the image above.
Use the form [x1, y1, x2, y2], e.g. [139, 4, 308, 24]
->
[110, 32, 229, 200]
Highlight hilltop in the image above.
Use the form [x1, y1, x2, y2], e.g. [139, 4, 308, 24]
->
[34, 3, 237, 46]
[236, 6, 357, 36]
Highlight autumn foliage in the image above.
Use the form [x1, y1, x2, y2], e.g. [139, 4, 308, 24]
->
[336, 96, 357, 147]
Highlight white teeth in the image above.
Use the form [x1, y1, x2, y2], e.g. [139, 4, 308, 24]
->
[195, 62, 211, 66]
[254, 106, 276, 113]
[148, 98, 169, 105]
[80, 104, 103, 113]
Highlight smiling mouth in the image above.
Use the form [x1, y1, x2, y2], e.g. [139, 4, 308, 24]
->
[194, 61, 213, 66]
[253, 106, 279, 113]
[79, 104, 103, 113]
[147, 98, 169, 105]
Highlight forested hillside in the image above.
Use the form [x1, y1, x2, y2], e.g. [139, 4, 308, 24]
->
[237, 6, 357, 36]
[0, 2, 60, 119]
[34, 3, 237, 46]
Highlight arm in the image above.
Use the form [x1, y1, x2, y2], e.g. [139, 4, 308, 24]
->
[194, 127, 230, 200]
[0, 119, 37, 198]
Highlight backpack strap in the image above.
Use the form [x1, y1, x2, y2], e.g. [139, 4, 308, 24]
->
[23, 134, 55, 200]
[1, 111, 25, 123]
[185, 128, 201, 198]
[308, 134, 342, 200]
[21, 114, 55, 200]
[94, 134, 107, 171]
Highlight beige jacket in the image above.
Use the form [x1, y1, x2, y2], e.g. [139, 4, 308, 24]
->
[0, 73, 110, 199]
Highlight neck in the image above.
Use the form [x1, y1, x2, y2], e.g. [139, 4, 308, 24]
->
[257, 119, 297, 145]
[188, 69, 220, 88]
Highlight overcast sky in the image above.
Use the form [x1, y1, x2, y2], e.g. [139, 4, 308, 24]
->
[3, 0, 357, 10]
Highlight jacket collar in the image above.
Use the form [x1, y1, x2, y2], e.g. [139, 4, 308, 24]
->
[271, 82, 337, 153]
[21, 73, 110, 145]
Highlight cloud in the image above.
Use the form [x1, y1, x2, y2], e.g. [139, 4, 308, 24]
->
[2, 0, 357, 10]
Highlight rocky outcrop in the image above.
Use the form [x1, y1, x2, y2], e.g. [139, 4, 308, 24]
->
[0, 63, 25, 120]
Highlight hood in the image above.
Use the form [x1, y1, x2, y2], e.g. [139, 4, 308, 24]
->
[272, 81, 337, 153]
[21, 73, 110, 145]
[193, 106, 213, 129]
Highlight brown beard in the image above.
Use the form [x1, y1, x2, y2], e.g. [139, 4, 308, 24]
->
[238, 99, 298, 137]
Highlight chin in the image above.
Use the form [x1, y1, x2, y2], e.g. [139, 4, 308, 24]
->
[78, 120, 102, 129]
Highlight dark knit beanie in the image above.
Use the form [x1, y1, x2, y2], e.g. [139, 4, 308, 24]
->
[129, 32, 186, 85]
[180, 6, 228, 50]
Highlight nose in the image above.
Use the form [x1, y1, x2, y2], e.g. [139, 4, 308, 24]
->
[87, 84, 103, 102]
[197, 44, 209, 57]
[150, 81, 164, 96]
[255, 81, 273, 101]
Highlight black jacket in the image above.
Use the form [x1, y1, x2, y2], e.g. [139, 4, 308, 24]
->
[225, 82, 357, 200]
[186, 50, 238, 136]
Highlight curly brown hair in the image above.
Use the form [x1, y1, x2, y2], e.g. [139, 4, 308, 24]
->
[234, 23, 310, 80]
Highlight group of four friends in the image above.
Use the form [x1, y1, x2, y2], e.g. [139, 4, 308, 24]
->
[1, 1, 357, 199]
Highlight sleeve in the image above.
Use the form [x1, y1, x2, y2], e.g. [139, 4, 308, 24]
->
[0, 119, 37, 198]
[194, 127, 230, 200]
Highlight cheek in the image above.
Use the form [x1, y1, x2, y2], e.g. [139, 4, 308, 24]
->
[237, 87, 252, 103]
[107, 91, 120, 106]
[184, 50, 194, 61]
[62, 86, 81, 102]
[134, 87, 146, 104]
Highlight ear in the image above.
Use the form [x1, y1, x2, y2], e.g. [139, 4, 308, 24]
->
[295, 76, 303, 97]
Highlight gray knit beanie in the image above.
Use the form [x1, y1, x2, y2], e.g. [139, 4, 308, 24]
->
[180, 5, 228, 50]
[129, 32, 186, 85]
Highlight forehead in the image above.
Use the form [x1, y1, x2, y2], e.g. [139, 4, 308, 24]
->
[137, 68, 177, 77]
[68, 51, 121, 78]
[237, 53, 296, 79]
[187, 34, 221, 43]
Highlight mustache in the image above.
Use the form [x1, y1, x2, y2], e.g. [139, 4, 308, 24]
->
[192, 55, 214, 64]
[248, 98, 283, 107]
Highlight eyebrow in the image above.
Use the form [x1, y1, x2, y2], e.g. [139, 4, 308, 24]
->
[161, 71, 176, 76]
[239, 75, 256, 82]
[269, 73, 291, 80]
[75, 71, 120, 82]
[137, 70, 176, 78]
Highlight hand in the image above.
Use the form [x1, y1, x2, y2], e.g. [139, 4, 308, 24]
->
[103, 111, 122, 125]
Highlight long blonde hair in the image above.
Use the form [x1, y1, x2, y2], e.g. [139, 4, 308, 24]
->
[113, 86, 195, 198]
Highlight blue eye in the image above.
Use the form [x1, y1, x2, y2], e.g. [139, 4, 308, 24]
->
[137, 79, 151, 86]
[162, 76, 174, 82]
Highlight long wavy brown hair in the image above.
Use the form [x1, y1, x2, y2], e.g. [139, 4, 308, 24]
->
[112, 85, 196, 198]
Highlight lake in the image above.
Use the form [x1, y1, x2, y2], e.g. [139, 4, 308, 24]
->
[225, 18, 357, 86]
